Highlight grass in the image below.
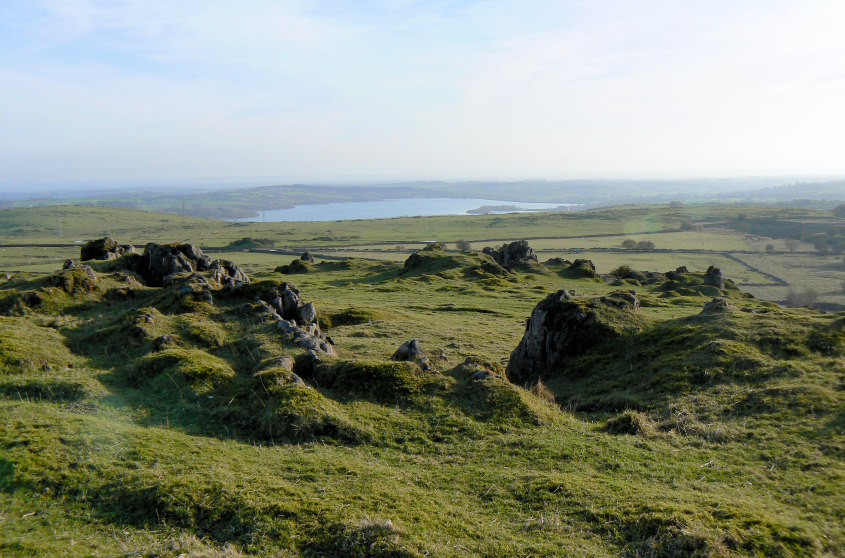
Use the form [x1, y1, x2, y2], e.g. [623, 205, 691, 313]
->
[0, 203, 842, 556]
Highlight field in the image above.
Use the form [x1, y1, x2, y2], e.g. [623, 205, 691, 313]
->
[0, 202, 842, 556]
[1, 203, 842, 307]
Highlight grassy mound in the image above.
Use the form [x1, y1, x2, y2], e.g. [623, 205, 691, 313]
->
[130, 347, 236, 391]
[399, 243, 509, 279]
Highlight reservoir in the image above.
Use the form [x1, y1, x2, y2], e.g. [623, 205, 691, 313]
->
[232, 197, 575, 222]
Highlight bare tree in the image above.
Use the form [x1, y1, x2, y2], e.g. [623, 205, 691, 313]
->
[785, 239, 800, 252]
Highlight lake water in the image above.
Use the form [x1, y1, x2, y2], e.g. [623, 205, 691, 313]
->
[232, 198, 575, 222]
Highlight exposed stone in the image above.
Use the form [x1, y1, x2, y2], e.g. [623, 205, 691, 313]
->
[471, 368, 497, 381]
[80, 237, 136, 261]
[482, 240, 538, 267]
[704, 265, 725, 289]
[140, 243, 248, 287]
[301, 250, 315, 263]
[297, 302, 318, 325]
[701, 297, 735, 313]
[505, 289, 640, 385]
[276, 319, 298, 334]
[597, 290, 639, 311]
[208, 259, 249, 287]
[391, 339, 431, 370]
[664, 266, 690, 280]
[153, 334, 179, 351]
[80, 237, 118, 261]
[279, 283, 301, 319]
[272, 356, 295, 371]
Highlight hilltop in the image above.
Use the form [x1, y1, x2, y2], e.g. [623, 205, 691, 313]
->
[0, 234, 842, 556]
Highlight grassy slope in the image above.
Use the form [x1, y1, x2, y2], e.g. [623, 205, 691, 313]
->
[0, 238, 842, 557]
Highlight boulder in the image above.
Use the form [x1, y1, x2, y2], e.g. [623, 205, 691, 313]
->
[701, 297, 735, 313]
[208, 259, 249, 287]
[482, 240, 538, 267]
[664, 266, 689, 280]
[61, 260, 98, 282]
[505, 289, 641, 385]
[279, 283, 302, 318]
[272, 356, 295, 371]
[704, 266, 725, 289]
[80, 237, 136, 261]
[139, 243, 248, 287]
[153, 334, 179, 351]
[297, 302, 318, 325]
[596, 290, 640, 311]
[391, 339, 431, 370]
[301, 250, 315, 263]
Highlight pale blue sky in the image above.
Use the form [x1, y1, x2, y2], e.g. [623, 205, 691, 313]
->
[1, 0, 844, 189]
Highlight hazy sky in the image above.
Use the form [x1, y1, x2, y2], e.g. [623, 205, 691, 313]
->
[2, 0, 844, 189]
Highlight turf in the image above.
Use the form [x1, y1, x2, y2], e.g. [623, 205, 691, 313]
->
[0, 226, 842, 556]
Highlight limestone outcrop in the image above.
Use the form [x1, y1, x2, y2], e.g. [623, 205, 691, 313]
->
[505, 289, 641, 385]
[482, 240, 538, 267]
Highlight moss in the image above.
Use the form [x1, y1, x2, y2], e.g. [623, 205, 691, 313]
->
[309, 360, 450, 403]
[0, 317, 79, 373]
[322, 307, 389, 329]
[130, 348, 235, 391]
[179, 317, 227, 348]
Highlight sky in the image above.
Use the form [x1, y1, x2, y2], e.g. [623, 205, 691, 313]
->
[1, 0, 845, 191]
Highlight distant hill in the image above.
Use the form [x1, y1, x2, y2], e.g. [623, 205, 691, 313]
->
[3, 177, 843, 220]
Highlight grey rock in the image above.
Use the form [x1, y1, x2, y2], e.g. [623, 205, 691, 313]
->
[505, 289, 638, 385]
[301, 250, 315, 263]
[208, 259, 249, 286]
[276, 319, 298, 333]
[297, 302, 318, 325]
[701, 297, 734, 312]
[80, 237, 121, 261]
[471, 368, 496, 380]
[391, 339, 431, 369]
[280, 283, 301, 319]
[482, 240, 538, 267]
[272, 356, 295, 371]
[153, 334, 178, 351]
[271, 296, 285, 315]
[704, 265, 725, 289]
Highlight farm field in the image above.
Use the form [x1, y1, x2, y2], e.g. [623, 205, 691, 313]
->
[3, 203, 840, 307]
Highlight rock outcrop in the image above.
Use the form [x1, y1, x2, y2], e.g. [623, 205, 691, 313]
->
[505, 289, 641, 385]
[301, 250, 315, 263]
[701, 297, 734, 313]
[138, 243, 249, 287]
[80, 237, 136, 261]
[391, 339, 431, 370]
[482, 240, 538, 268]
[704, 266, 725, 289]
[263, 282, 336, 357]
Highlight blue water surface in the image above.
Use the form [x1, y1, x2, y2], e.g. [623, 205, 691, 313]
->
[232, 198, 576, 222]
